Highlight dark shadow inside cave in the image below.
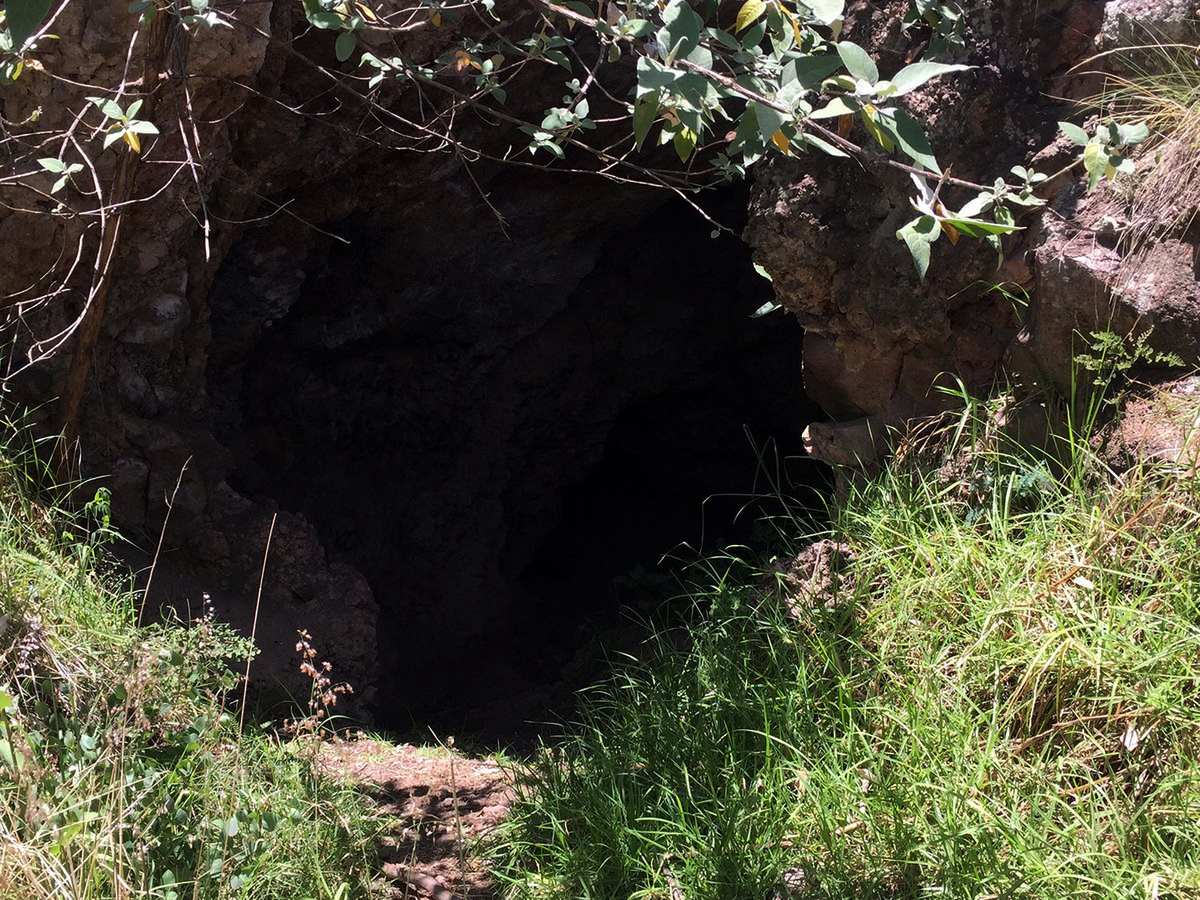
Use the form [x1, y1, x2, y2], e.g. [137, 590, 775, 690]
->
[208, 178, 826, 742]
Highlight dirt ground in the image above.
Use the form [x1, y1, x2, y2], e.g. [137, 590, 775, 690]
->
[321, 739, 513, 899]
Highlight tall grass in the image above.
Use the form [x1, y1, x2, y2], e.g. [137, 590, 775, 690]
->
[0, 427, 381, 899]
[491, 387, 1200, 898]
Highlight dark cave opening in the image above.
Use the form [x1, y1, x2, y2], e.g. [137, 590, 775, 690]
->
[505, 388, 826, 721]
[208, 179, 825, 741]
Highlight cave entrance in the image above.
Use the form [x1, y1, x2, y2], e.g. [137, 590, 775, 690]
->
[211, 178, 824, 742]
[505, 386, 822, 728]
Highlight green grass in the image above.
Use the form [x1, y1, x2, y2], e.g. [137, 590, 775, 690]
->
[490, 390, 1200, 898]
[0, 432, 382, 899]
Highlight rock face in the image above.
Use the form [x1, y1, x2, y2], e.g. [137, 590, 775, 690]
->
[2, 0, 1198, 726]
[746, 0, 1076, 426]
[1014, 188, 1200, 398]
[746, 0, 1200, 463]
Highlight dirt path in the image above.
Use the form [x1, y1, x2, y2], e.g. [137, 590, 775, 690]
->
[322, 739, 513, 899]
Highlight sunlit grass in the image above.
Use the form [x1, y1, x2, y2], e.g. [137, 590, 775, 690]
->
[0, 426, 382, 900]
[491, 388, 1200, 898]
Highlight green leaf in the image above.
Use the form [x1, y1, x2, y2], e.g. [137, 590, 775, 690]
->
[798, 131, 849, 157]
[0, 691, 13, 713]
[1083, 141, 1106, 191]
[37, 157, 65, 173]
[753, 101, 788, 143]
[88, 96, 126, 120]
[734, 0, 766, 33]
[0, 737, 15, 770]
[752, 262, 773, 281]
[306, 9, 345, 28]
[885, 107, 939, 173]
[835, 40, 877, 84]
[635, 55, 684, 98]
[809, 96, 855, 119]
[1115, 120, 1150, 146]
[784, 52, 844, 92]
[938, 215, 1020, 238]
[6, 0, 53, 49]
[860, 104, 894, 152]
[632, 91, 659, 150]
[658, 0, 702, 62]
[335, 29, 357, 62]
[224, 815, 239, 838]
[126, 120, 159, 135]
[807, 0, 845, 26]
[673, 125, 697, 161]
[956, 192, 991, 219]
[888, 61, 971, 97]
[1058, 121, 1090, 147]
[897, 214, 941, 280]
[751, 300, 780, 317]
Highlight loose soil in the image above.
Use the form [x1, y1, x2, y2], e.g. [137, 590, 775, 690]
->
[321, 739, 513, 899]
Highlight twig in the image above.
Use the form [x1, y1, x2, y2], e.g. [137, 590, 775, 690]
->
[137, 457, 191, 626]
[239, 512, 277, 733]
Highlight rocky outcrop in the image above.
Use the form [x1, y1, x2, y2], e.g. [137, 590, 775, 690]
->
[748, 0, 1200, 466]
[1012, 187, 1200, 398]
[746, 0, 1085, 425]
[3, 0, 1198, 728]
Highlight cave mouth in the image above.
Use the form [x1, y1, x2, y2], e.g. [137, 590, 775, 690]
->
[210, 179, 825, 742]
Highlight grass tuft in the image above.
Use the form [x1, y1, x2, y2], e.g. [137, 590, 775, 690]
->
[0, 424, 382, 899]
[490, 386, 1200, 898]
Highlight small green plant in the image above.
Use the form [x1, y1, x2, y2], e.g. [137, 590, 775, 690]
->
[35, 156, 84, 195]
[86, 96, 160, 154]
[1075, 328, 1185, 395]
[1058, 118, 1151, 191]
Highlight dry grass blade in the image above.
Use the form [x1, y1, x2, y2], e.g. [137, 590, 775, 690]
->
[1075, 32, 1200, 290]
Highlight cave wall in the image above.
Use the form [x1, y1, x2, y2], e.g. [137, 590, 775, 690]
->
[206, 176, 812, 725]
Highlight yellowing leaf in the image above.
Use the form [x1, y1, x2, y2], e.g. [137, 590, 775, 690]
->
[771, 129, 790, 155]
[430, 9, 443, 27]
[452, 49, 473, 72]
[734, 0, 766, 33]
[836, 114, 853, 139]
[673, 125, 697, 162]
[355, 1, 379, 21]
[935, 202, 959, 244]
[783, 6, 803, 44]
[122, 130, 141, 154]
[860, 103, 894, 152]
